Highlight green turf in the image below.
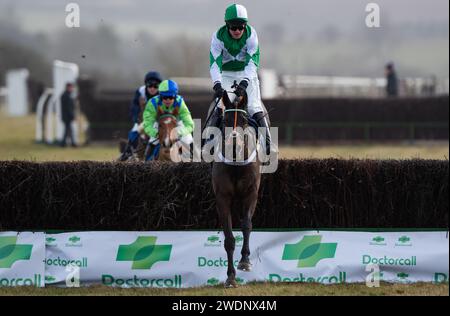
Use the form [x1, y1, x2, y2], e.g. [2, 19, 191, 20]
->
[0, 282, 448, 296]
[0, 111, 448, 161]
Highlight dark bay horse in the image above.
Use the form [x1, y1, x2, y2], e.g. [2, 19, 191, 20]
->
[212, 91, 261, 287]
[117, 98, 149, 162]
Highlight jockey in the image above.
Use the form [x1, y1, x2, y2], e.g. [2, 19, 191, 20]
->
[130, 71, 163, 124]
[207, 4, 273, 154]
[119, 71, 163, 161]
[143, 79, 195, 159]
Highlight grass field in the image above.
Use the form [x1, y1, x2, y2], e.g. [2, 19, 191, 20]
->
[0, 282, 448, 296]
[0, 111, 448, 161]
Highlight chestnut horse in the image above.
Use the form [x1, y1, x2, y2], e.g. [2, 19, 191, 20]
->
[154, 106, 179, 161]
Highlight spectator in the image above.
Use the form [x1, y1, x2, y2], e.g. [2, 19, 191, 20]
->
[60, 82, 77, 147]
[385, 62, 399, 97]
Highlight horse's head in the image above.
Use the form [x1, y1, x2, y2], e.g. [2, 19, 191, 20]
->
[157, 106, 178, 149]
[220, 91, 256, 160]
[221, 90, 248, 124]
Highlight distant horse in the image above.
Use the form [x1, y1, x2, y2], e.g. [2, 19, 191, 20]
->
[119, 104, 194, 162]
[118, 134, 147, 162]
[212, 90, 262, 287]
[117, 97, 149, 162]
[118, 110, 178, 162]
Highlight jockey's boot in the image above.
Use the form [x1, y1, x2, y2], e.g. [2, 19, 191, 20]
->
[145, 143, 158, 161]
[128, 130, 140, 151]
[252, 111, 275, 156]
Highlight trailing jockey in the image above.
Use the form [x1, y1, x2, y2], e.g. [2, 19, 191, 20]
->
[131, 71, 163, 124]
[119, 71, 163, 161]
[206, 3, 273, 155]
[143, 79, 195, 160]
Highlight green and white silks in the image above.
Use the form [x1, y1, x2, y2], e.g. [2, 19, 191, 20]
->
[210, 24, 262, 116]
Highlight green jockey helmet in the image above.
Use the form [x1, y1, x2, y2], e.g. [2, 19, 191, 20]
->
[225, 4, 248, 23]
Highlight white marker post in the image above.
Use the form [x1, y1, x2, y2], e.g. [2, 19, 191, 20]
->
[6, 69, 29, 117]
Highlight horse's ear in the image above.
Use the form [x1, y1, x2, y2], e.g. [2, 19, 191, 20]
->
[157, 106, 164, 116]
[238, 92, 248, 110]
[222, 90, 231, 108]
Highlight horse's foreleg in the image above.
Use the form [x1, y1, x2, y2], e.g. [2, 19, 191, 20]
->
[238, 191, 258, 272]
[217, 196, 237, 287]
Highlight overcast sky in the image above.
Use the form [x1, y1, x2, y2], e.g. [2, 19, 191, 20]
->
[1, 0, 448, 39]
[1, 0, 448, 81]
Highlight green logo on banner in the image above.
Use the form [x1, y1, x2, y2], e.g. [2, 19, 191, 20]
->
[0, 236, 33, 269]
[45, 275, 56, 283]
[46, 237, 57, 247]
[282, 235, 337, 268]
[207, 277, 220, 285]
[372, 236, 384, 243]
[207, 236, 220, 243]
[395, 236, 412, 247]
[235, 235, 244, 244]
[69, 236, 81, 243]
[66, 235, 82, 247]
[205, 235, 222, 247]
[116, 236, 172, 269]
[269, 271, 347, 284]
[397, 272, 409, 280]
[370, 236, 387, 246]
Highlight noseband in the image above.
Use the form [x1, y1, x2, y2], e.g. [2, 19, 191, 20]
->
[222, 93, 248, 129]
[158, 113, 177, 121]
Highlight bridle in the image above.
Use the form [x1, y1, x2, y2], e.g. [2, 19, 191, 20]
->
[222, 93, 249, 133]
[218, 97, 259, 165]
[158, 112, 177, 121]
[224, 108, 248, 131]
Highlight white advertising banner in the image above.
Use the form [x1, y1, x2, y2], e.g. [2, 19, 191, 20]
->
[0, 232, 45, 287]
[43, 230, 449, 288]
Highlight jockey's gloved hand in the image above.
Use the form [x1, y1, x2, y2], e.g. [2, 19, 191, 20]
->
[213, 82, 225, 99]
[234, 80, 249, 97]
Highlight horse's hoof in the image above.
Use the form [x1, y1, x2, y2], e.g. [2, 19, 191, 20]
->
[225, 278, 238, 288]
[237, 261, 252, 272]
